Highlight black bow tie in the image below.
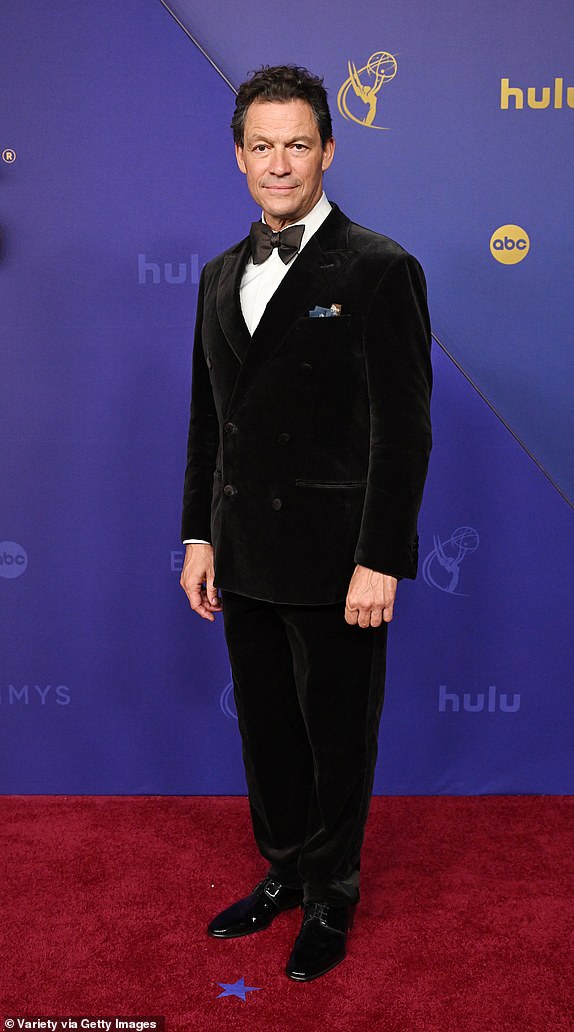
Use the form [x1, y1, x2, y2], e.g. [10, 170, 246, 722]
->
[250, 221, 305, 266]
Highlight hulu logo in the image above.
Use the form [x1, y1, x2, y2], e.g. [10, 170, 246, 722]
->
[439, 685, 521, 714]
[500, 77, 574, 110]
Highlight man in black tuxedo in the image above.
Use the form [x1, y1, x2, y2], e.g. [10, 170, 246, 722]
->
[180, 65, 432, 981]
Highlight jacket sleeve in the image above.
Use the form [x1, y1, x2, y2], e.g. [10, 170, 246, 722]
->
[354, 253, 432, 579]
[180, 267, 219, 542]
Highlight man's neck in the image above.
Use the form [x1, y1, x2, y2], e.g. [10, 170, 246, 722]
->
[261, 192, 329, 232]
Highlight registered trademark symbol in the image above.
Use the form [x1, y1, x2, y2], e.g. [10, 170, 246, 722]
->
[2, 148, 16, 163]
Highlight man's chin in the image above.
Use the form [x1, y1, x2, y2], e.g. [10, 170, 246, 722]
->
[260, 199, 308, 227]
[262, 197, 297, 212]
[258, 187, 300, 209]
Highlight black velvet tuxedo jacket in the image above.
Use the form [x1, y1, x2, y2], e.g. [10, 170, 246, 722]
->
[181, 203, 432, 605]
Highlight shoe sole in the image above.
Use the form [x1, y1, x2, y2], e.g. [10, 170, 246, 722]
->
[207, 922, 273, 939]
[285, 953, 346, 982]
[207, 902, 303, 939]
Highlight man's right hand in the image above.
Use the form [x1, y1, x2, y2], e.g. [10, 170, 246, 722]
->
[180, 543, 222, 622]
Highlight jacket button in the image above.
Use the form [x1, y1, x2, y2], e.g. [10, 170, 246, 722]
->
[223, 484, 236, 497]
[278, 433, 290, 444]
[271, 497, 282, 510]
[301, 362, 313, 375]
[224, 421, 236, 434]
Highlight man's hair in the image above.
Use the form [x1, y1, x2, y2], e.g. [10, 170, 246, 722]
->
[231, 65, 333, 148]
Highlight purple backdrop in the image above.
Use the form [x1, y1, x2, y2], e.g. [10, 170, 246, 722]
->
[1, 0, 572, 793]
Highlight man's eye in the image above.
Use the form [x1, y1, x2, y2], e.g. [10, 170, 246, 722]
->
[293, 144, 307, 151]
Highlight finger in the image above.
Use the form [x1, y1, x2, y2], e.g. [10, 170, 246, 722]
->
[358, 609, 371, 629]
[383, 601, 394, 623]
[186, 581, 203, 609]
[190, 600, 215, 622]
[345, 606, 358, 626]
[197, 607, 216, 621]
[206, 574, 222, 610]
[188, 584, 216, 622]
[370, 607, 383, 628]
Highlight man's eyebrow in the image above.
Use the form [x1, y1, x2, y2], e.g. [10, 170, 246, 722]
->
[246, 131, 316, 145]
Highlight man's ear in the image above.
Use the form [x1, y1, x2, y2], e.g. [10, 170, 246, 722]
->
[235, 143, 247, 174]
[321, 138, 336, 172]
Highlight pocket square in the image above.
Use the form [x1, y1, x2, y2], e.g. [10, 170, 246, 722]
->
[308, 304, 342, 318]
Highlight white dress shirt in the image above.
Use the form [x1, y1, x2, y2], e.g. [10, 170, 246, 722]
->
[184, 192, 332, 545]
[239, 192, 332, 334]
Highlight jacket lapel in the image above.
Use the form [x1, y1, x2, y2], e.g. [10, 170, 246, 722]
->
[225, 205, 354, 413]
[216, 236, 252, 363]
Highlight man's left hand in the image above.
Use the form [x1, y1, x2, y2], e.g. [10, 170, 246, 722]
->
[345, 565, 398, 628]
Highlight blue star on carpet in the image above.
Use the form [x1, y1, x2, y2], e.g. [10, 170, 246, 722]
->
[216, 977, 262, 1001]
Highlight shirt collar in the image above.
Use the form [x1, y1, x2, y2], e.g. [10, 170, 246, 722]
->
[260, 192, 332, 253]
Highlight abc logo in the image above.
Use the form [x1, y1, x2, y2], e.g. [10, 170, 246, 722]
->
[0, 541, 28, 579]
[490, 224, 530, 265]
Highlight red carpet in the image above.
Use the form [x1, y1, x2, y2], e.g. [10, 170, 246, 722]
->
[1, 796, 573, 1031]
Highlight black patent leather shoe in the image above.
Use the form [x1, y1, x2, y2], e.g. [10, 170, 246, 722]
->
[285, 902, 355, 981]
[207, 876, 304, 938]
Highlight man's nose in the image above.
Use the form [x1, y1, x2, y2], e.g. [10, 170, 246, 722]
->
[268, 148, 291, 175]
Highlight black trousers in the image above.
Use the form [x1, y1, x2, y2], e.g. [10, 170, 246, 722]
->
[222, 589, 388, 905]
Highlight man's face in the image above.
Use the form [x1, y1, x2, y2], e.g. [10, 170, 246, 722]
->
[235, 98, 335, 231]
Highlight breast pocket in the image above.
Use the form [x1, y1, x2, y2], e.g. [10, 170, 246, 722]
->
[296, 313, 360, 367]
[297, 314, 353, 334]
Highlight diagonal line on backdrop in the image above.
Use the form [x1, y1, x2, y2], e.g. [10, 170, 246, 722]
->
[158, 0, 573, 511]
[158, 0, 237, 92]
[432, 332, 573, 509]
